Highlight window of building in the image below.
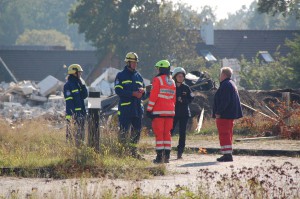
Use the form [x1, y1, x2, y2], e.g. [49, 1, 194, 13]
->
[200, 50, 217, 62]
[259, 51, 274, 62]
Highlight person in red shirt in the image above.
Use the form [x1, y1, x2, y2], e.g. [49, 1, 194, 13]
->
[146, 60, 176, 164]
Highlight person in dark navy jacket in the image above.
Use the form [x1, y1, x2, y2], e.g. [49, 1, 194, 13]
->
[171, 67, 194, 159]
[63, 64, 88, 147]
[212, 67, 243, 162]
[114, 52, 145, 159]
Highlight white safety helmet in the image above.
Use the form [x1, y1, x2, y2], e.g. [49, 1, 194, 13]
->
[172, 67, 186, 79]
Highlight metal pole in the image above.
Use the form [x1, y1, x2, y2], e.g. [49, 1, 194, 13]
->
[282, 92, 290, 126]
[88, 91, 101, 152]
[0, 56, 18, 83]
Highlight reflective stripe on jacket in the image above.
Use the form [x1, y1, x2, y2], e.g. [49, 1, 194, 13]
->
[114, 66, 145, 117]
[63, 75, 88, 119]
[147, 74, 176, 116]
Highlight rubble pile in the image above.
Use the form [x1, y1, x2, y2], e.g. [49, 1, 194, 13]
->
[0, 75, 65, 122]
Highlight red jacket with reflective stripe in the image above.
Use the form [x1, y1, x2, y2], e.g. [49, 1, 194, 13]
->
[147, 74, 176, 116]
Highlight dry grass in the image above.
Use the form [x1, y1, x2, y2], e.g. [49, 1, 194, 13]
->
[0, 118, 165, 179]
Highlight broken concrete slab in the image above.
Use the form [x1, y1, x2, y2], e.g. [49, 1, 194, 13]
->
[28, 94, 47, 102]
[38, 75, 62, 97]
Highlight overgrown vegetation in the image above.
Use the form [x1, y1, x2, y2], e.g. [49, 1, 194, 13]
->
[0, 118, 165, 179]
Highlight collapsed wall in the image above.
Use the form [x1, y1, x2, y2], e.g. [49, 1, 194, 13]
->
[0, 75, 65, 123]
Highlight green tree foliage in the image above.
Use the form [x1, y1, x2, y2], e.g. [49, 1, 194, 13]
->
[239, 57, 296, 90]
[69, 0, 144, 56]
[0, 0, 90, 49]
[69, 0, 204, 77]
[284, 34, 300, 87]
[216, 1, 300, 30]
[124, 1, 201, 77]
[0, 0, 24, 44]
[16, 29, 74, 50]
[257, 0, 300, 18]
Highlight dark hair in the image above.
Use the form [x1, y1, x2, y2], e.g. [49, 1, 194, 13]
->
[158, 67, 170, 75]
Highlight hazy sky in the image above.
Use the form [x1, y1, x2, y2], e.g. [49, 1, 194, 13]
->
[175, 0, 255, 20]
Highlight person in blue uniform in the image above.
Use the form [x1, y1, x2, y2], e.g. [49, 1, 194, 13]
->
[114, 52, 145, 159]
[171, 67, 194, 159]
[212, 67, 243, 162]
[63, 64, 88, 147]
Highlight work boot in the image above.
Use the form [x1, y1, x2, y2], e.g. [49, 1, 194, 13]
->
[217, 154, 233, 162]
[131, 147, 145, 160]
[164, 150, 171, 163]
[153, 150, 163, 164]
[177, 152, 183, 159]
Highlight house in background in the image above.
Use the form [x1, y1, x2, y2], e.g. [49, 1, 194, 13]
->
[1, 24, 300, 84]
[0, 45, 99, 83]
[197, 20, 300, 63]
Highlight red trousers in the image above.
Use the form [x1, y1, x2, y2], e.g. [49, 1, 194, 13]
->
[152, 117, 173, 150]
[216, 118, 234, 154]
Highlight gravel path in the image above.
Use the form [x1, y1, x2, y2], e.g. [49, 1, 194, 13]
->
[1, 154, 299, 198]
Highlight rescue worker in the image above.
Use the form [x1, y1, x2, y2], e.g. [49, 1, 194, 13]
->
[63, 64, 88, 147]
[114, 52, 145, 159]
[146, 60, 176, 164]
[171, 67, 194, 159]
[212, 67, 243, 162]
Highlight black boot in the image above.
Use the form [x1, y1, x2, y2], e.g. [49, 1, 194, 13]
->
[177, 152, 183, 159]
[217, 154, 233, 162]
[153, 150, 163, 164]
[130, 147, 145, 160]
[164, 150, 171, 163]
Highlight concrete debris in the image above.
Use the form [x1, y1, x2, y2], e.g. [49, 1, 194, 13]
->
[38, 75, 63, 97]
[0, 76, 65, 122]
[90, 67, 150, 96]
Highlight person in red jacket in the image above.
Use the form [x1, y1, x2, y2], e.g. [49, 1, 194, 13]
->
[146, 60, 176, 164]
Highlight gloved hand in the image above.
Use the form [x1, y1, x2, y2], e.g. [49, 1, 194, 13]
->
[132, 91, 143, 99]
[146, 111, 153, 119]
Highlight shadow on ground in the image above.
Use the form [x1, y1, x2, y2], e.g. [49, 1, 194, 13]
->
[179, 161, 218, 167]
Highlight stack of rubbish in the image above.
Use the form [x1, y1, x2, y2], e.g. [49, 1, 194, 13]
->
[90, 67, 150, 96]
[0, 75, 65, 122]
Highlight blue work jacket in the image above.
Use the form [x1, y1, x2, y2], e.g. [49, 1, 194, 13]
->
[114, 66, 145, 118]
[212, 78, 243, 119]
[63, 75, 88, 119]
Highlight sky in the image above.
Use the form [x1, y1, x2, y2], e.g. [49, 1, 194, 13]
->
[175, 0, 255, 20]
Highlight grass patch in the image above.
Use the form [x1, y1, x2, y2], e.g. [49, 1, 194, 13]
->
[0, 118, 165, 179]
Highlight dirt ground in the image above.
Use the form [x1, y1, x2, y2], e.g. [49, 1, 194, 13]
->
[0, 154, 299, 198]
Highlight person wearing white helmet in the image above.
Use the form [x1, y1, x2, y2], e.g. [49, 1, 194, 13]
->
[171, 67, 194, 159]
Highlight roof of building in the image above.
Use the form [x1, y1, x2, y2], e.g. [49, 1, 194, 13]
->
[197, 29, 300, 61]
[0, 47, 98, 82]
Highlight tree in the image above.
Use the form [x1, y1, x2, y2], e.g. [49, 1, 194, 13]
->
[239, 56, 295, 90]
[284, 34, 300, 87]
[0, 0, 24, 44]
[0, 0, 91, 49]
[216, 1, 300, 30]
[16, 29, 74, 50]
[69, 0, 144, 56]
[124, 1, 201, 77]
[257, 0, 300, 18]
[69, 0, 202, 77]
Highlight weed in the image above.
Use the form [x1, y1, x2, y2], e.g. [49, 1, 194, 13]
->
[0, 118, 164, 179]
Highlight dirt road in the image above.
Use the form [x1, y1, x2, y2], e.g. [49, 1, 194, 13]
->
[1, 154, 299, 198]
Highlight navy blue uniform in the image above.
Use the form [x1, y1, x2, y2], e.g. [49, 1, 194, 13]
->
[212, 78, 243, 119]
[63, 75, 88, 145]
[171, 83, 194, 155]
[114, 66, 145, 144]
